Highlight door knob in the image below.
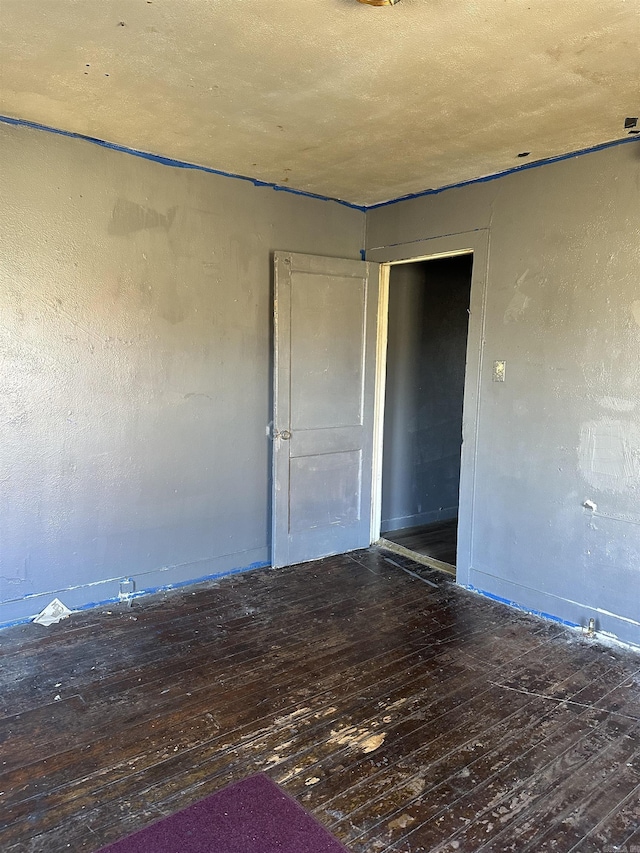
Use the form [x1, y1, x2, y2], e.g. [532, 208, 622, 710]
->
[275, 429, 292, 440]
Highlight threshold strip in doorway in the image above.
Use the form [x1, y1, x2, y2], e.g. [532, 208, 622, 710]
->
[376, 537, 456, 578]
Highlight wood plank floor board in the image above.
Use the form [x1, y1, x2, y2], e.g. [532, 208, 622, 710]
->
[3, 600, 520, 840]
[347, 708, 620, 853]
[2, 584, 510, 828]
[288, 631, 594, 808]
[0, 634, 475, 836]
[5, 656, 485, 844]
[0, 635, 454, 816]
[315, 653, 629, 825]
[567, 782, 640, 852]
[600, 823, 640, 853]
[0, 553, 392, 673]
[303, 686, 540, 823]
[476, 728, 638, 853]
[376, 696, 640, 853]
[514, 746, 640, 853]
[325, 658, 640, 850]
[0, 568, 514, 768]
[1, 549, 638, 853]
[462, 724, 640, 853]
[0, 579, 438, 766]
[0, 600, 484, 792]
[322, 632, 640, 849]
[0, 584, 616, 808]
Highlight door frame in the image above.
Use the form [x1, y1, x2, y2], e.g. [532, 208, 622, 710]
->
[367, 229, 489, 586]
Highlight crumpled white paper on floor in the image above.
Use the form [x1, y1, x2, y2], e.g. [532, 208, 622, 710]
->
[33, 598, 73, 627]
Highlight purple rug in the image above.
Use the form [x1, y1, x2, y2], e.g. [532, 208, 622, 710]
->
[97, 773, 351, 852]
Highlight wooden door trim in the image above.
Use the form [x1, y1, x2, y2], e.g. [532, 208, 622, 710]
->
[367, 230, 490, 588]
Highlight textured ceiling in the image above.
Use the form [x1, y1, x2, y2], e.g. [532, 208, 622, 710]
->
[1, 0, 638, 205]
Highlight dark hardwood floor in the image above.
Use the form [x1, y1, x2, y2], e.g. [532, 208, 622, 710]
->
[382, 518, 458, 566]
[0, 548, 638, 852]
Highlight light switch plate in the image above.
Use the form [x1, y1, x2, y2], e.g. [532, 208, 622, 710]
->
[493, 360, 506, 382]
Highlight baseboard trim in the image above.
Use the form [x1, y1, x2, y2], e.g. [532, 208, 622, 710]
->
[381, 507, 458, 533]
[467, 567, 640, 650]
[0, 547, 270, 629]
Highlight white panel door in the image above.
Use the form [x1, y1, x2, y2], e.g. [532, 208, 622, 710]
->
[272, 252, 380, 568]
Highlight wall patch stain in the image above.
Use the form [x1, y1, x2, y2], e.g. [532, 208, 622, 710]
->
[184, 392, 214, 402]
[600, 397, 636, 413]
[108, 199, 177, 236]
[578, 418, 640, 493]
[504, 270, 531, 323]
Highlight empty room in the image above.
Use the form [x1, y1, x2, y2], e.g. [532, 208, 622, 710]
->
[0, 2, 639, 851]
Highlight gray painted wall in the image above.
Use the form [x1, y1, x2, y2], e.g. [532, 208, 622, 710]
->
[368, 140, 640, 647]
[0, 122, 364, 623]
[381, 257, 472, 532]
[3, 119, 639, 649]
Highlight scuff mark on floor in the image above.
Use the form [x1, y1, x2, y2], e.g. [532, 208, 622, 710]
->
[388, 813, 416, 830]
[273, 707, 312, 726]
[329, 725, 387, 754]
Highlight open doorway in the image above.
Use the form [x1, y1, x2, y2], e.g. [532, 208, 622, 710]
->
[378, 253, 473, 574]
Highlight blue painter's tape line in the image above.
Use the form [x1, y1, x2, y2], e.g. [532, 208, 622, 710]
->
[127, 559, 271, 599]
[0, 114, 366, 212]
[0, 559, 271, 631]
[367, 135, 640, 211]
[360, 249, 366, 261]
[0, 615, 34, 630]
[2, 113, 638, 213]
[465, 584, 580, 629]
